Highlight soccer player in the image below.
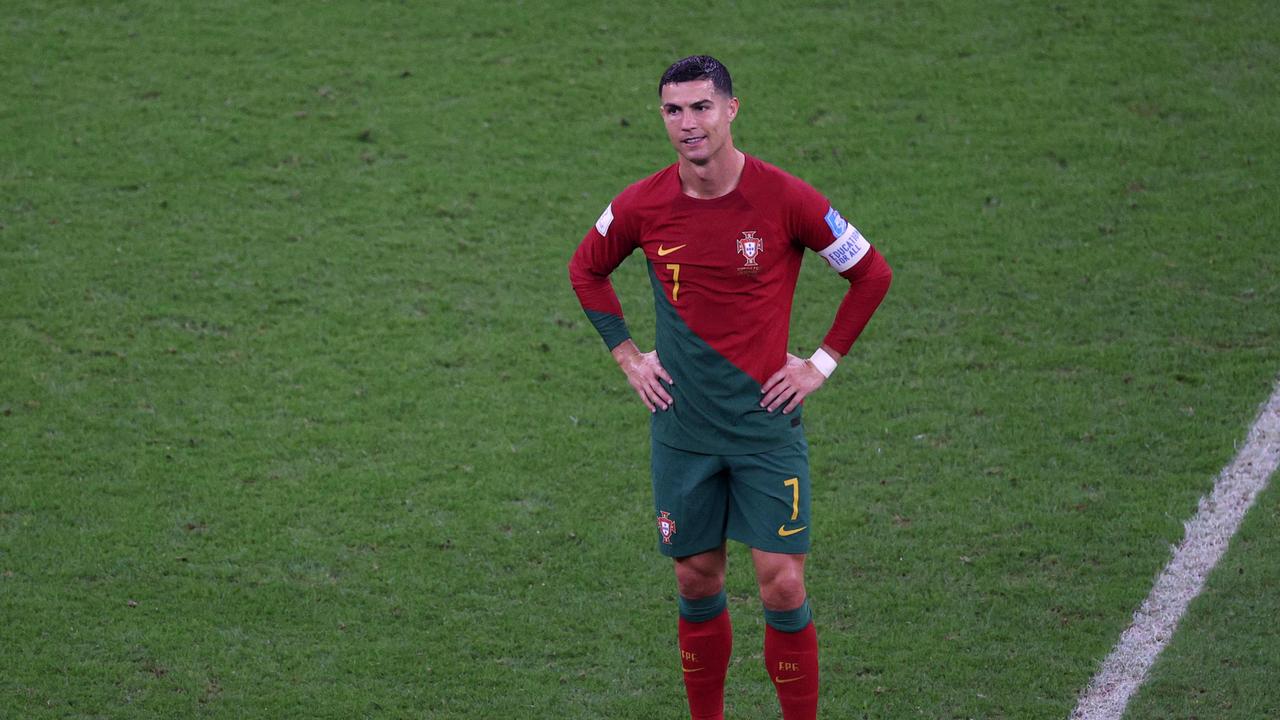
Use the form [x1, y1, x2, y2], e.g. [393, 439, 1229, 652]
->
[568, 55, 892, 720]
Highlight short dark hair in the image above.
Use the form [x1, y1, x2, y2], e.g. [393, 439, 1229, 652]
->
[658, 55, 733, 98]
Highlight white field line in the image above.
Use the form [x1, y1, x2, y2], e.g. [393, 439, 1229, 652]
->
[1070, 380, 1280, 720]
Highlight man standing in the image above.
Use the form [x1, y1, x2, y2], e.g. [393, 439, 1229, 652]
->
[568, 55, 892, 719]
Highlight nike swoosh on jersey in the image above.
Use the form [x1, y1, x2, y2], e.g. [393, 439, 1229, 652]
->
[656, 244, 687, 256]
[682, 666, 704, 673]
[774, 675, 806, 684]
[777, 524, 807, 537]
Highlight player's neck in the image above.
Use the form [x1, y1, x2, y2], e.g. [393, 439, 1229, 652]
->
[678, 147, 745, 200]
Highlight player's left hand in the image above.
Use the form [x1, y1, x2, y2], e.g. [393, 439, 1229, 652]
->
[760, 353, 826, 414]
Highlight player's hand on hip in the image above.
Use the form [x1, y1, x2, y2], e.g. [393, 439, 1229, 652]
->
[612, 339, 674, 413]
[760, 353, 826, 414]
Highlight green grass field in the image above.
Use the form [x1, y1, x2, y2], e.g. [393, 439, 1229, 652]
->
[3, 1, 1278, 718]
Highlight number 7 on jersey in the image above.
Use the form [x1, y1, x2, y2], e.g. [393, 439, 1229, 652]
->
[665, 263, 681, 302]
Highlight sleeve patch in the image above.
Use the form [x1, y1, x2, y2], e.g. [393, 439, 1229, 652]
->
[823, 206, 849, 238]
[818, 226, 870, 272]
[594, 203, 615, 236]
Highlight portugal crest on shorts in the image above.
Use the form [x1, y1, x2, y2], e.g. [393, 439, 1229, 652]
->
[736, 230, 763, 267]
[656, 510, 677, 544]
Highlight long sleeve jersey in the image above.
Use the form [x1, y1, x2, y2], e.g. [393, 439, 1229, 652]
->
[569, 154, 892, 455]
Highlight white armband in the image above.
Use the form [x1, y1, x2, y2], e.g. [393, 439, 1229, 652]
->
[818, 225, 871, 273]
[809, 347, 838, 378]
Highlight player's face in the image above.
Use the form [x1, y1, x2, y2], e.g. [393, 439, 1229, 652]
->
[659, 80, 738, 166]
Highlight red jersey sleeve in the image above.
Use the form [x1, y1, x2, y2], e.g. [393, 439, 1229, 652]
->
[567, 197, 640, 350]
[787, 181, 893, 356]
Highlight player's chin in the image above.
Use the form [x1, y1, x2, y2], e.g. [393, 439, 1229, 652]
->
[677, 146, 712, 165]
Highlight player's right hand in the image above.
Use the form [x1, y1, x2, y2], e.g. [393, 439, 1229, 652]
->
[612, 340, 674, 413]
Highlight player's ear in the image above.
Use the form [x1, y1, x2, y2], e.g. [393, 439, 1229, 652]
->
[727, 96, 739, 121]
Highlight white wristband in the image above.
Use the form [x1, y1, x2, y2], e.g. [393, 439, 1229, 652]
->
[809, 348, 837, 378]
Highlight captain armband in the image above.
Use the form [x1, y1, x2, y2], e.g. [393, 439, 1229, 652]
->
[817, 225, 871, 273]
[809, 347, 838, 378]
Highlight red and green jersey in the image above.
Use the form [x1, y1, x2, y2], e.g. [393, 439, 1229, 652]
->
[569, 154, 891, 455]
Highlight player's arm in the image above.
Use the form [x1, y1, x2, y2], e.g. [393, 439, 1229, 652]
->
[814, 237, 893, 358]
[761, 206, 893, 413]
[568, 202, 674, 413]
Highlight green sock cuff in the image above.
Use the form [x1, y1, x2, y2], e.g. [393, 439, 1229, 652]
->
[763, 598, 812, 632]
[678, 589, 728, 623]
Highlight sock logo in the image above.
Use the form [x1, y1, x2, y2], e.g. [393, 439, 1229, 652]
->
[774, 660, 805, 683]
[681, 649, 703, 673]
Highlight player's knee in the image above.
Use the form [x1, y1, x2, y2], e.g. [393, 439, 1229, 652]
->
[758, 568, 806, 610]
[674, 554, 726, 598]
[675, 564, 724, 598]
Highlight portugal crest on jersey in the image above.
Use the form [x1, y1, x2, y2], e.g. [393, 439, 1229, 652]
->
[737, 230, 764, 268]
[656, 510, 677, 544]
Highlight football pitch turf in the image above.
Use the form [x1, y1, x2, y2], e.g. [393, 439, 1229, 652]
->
[3, 1, 1278, 718]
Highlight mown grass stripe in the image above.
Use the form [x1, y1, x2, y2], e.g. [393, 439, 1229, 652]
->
[1071, 379, 1280, 720]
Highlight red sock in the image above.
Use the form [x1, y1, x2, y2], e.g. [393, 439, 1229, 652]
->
[678, 609, 733, 720]
[765, 622, 819, 720]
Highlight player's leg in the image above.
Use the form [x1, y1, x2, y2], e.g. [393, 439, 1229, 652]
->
[651, 440, 733, 720]
[754, 549, 818, 720]
[674, 546, 732, 720]
[724, 439, 818, 720]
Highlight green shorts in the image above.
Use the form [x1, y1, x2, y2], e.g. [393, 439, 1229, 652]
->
[651, 437, 811, 558]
